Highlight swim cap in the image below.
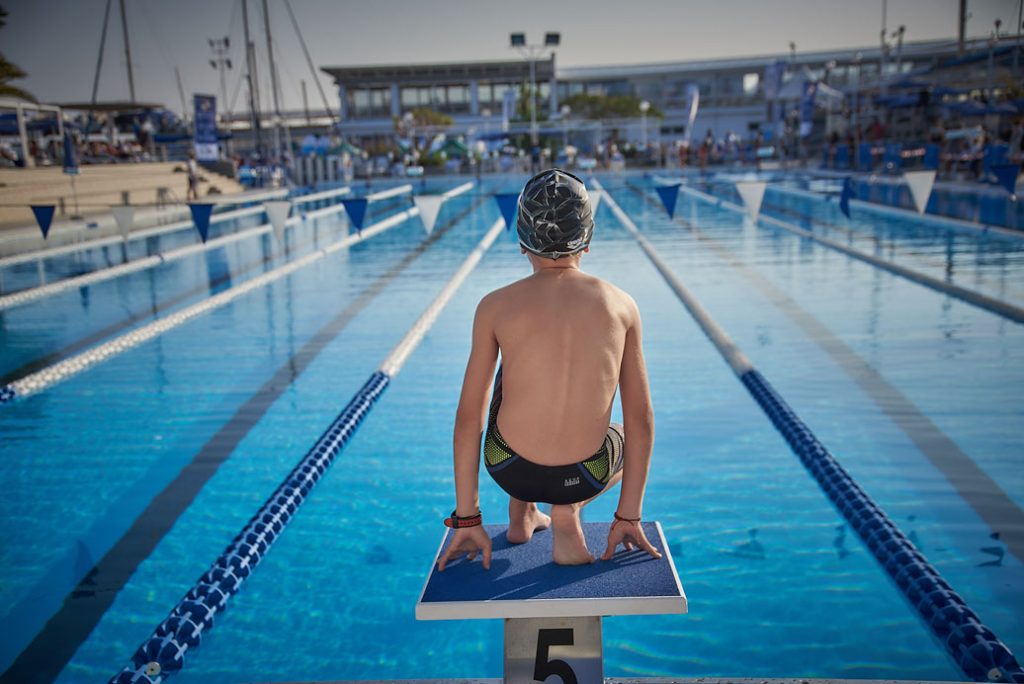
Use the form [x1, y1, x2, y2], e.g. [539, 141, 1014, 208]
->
[516, 168, 594, 259]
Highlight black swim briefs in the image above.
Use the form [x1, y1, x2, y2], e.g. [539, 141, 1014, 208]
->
[483, 366, 624, 505]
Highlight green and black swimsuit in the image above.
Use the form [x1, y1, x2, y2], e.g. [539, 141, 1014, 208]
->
[484, 366, 624, 505]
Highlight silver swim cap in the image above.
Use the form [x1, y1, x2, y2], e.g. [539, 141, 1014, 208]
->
[516, 168, 594, 259]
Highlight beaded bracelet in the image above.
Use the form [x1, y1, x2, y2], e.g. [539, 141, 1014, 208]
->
[444, 510, 483, 529]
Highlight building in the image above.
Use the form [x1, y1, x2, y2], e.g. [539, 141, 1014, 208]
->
[320, 36, 1020, 150]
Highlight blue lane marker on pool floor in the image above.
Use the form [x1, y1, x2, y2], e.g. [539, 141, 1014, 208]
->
[417, 522, 687, 620]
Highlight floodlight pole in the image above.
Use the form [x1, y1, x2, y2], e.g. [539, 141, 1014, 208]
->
[511, 33, 559, 146]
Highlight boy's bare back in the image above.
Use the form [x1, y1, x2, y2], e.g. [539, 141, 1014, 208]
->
[479, 266, 639, 465]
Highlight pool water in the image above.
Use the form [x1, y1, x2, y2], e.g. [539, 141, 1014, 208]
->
[0, 172, 1021, 682]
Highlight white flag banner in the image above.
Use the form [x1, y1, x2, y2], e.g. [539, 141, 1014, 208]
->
[589, 190, 603, 214]
[904, 170, 936, 214]
[735, 181, 768, 222]
[413, 195, 445, 234]
[111, 206, 134, 241]
[264, 200, 292, 243]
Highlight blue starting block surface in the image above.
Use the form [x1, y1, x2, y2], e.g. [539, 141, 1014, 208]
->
[416, 521, 686, 620]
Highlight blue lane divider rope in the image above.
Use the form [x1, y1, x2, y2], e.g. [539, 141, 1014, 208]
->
[594, 179, 1024, 683]
[108, 371, 389, 683]
[741, 369, 1023, 683]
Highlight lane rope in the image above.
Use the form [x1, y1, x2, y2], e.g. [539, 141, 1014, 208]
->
[594, 179, 1024, 683]
[107, 214, 504, 684]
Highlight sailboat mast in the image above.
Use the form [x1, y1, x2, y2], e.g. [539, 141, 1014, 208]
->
[262, 0, 283, 162]
[241, 0, 264, 159]
[118, 0, 136, 103]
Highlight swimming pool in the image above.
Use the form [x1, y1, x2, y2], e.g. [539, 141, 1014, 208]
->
[0, 171, 1021, 682]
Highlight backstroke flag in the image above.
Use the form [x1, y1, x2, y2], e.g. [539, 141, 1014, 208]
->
[111, 206, 134, 241]
[189, 203, 214, 243]
[992, 164, 1020, 196]
[264, 200, 292, 243]
[735, 181, 767, 222]
[412, 195, 445, 234]
[655, 184, 681, 218]
[495, 193, 519, 231]
[30, 205, 56, 239]
[839, 177, 855, 218]
[904, 170, 936, 214]
[341, 198, 369, 233]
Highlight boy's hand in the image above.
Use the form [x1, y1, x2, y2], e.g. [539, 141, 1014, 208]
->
[437, 526, 492, 571]
[601, 519, 662, 561]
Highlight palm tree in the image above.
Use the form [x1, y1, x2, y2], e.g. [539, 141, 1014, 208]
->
[0, 6, 36, 101]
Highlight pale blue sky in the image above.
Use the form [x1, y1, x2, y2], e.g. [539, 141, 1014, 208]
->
[3, 0, 1016, 115]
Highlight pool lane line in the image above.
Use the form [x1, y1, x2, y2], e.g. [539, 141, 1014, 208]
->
[0, 206, 415, 404]
[105, 215, 505, 684]
[0, 193, 487, 684]
[0, 196, 413, 388]
[0, 184, 365, 310]
[679, 184, 1024, 325]
[596, 180, 1024, 683]
[628, 181, 1024, 564]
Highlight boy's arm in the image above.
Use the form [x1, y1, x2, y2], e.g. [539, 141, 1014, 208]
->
[603, 298, 661, 560]
[438, 295, 499, 571]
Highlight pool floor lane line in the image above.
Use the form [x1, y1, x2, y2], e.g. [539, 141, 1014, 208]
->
[626, 182, 1024, 566]
[679, 184, 1024, 325]
[595, 181, 1024, 682]
[107, 216, 506, 684]
[0, 206, 418, 403]
[0, 196, 486, 684]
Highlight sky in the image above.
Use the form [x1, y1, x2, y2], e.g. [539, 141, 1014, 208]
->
[2, 0, 1017, 116]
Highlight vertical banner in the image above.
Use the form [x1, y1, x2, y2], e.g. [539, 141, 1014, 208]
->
[904, 170, 936, 214]
[189, 203, 215, 243]
[839, 177, 855, 218]
[341, 198, 369, 233]
[655, 184, 681, 218]
[735, 181, 768, 222]
[111, 206, 134, 241]
[264, 200, 292, 243]
[799, 81, 817, 138]
[992, 164, 1020, 196]
[62, 131, 79, 176]
[412, 195, 445, 235]
[30, 205, 56, 240]
[763, 60, 785, 101]
[494, 193, 520, 231]
[193, 94, 218, 162]
[683, 84, 700, 145]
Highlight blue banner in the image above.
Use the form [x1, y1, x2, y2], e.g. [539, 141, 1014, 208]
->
[799, 82, 817, 138]
[655, 184, 681, 218]
[494, 193, 520, 231]
[62, 131, 79, 176]
[992, 164, 1020, 196]
[189, 203, 214, 243]
[341, 198, 369, 233]
[193, 94, 218, 161]
[839, 177, 855, 218]
[763, 60, 785, 101]
[31, 204, 56, 239]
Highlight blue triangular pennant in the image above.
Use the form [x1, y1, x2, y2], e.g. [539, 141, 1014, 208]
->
[839, 177, 855, 219]
[189, 203, 215, 243]
[655, 184, 681, 218]
[992, 164, 1020, 196]
[341, 198, 369, 233]
[30, 205, 56, 239]
[494, 193, 520, 231]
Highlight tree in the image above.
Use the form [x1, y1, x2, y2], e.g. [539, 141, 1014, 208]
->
[560, 94, 662, 119]
[0, 6, 35, 102]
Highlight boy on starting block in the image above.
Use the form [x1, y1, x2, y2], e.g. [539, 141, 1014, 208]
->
[439, 169, 661, 569]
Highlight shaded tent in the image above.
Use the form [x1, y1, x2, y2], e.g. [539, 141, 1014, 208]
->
[441, 138, 470, 157]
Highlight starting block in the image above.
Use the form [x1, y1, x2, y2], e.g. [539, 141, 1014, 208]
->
[416, 522, 686, 683]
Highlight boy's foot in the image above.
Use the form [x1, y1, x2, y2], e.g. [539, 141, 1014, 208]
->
[551, 504, 595, 565]
[507, 500, 551, 544]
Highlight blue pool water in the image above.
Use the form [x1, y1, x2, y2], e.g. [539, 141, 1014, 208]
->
[0, 171, 1022, 682]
